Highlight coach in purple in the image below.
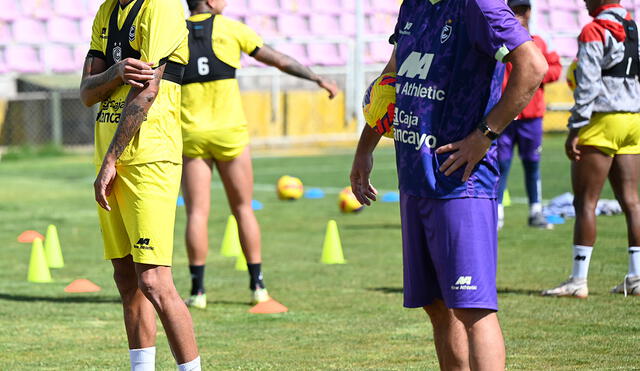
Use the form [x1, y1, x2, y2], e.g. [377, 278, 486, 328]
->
[350, 0, 547, 369]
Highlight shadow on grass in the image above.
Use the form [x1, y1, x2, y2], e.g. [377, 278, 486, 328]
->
[368, 287, 403, 294]
[497, 287, 542, 296]
[341, 223, 401, 230]
[0, 293, 120, 304]
[210, 300, 251, 306]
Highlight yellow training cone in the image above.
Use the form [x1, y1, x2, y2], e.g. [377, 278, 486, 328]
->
[44, 224, 64, 268]
[321, 220, 346, 264]
[220, 215, 242, 257]
[28, 238, 52, 283]
[235, 253, 248, 271]
[503, 189, 512, 207]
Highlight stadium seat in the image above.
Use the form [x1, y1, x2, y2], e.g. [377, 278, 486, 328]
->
[246, 15, 279, 38]
[80, 17, 93, 43]
[5, 45, 44, 74]
[553, 36, 579, 59]
[53, 0, 86, 19]
[87, 0, 103, 16]
[339, 14, 356, 36]
[224, 0, 248, 18]
[366, 13, 396, 35]
[0, 21, 12, 44]
[310, 14, 341, 36]
[73, 44, 87, 70]
[21, 0, 54, 20]
[366, 40, 392, 64]
[43, 45, 77, 73]
[307, 42, 346, 66]
[281, 0, 312, 14]
[248, 0, 280, 16]
[0, 0, 22, 22]
[12, 18, 47, 44]
[310, 0, 343, 15]
[370, 0, 400, 14]
[275, 43, 310, 66]
[277, 14, 310, 36]
[549, 10, 579, 32]
[48, 17, 82, 43]
[0, 49, 8, 74]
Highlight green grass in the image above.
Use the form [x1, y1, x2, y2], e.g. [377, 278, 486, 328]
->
[0, 134, 638, 370]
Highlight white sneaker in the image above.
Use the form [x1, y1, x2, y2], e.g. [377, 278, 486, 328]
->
[252, 288, 271, 304]
[610, 275, 640, 297]
[541, 277, 588, 298]
[185, 293, 207, 309]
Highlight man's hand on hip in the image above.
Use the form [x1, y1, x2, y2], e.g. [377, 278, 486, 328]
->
[436, 130, 493, 182]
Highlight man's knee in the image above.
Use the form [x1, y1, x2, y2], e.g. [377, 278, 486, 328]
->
[452, 308, 496, 329]
[423, 300, 451, 323]
[113, 267, 138, 300]
[137, 270, 170, 302]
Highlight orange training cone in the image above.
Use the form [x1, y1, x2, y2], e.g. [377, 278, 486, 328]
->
[64, 279, 102, 293]
[18, 230, 44, 243]
[249, 299, 289, 314]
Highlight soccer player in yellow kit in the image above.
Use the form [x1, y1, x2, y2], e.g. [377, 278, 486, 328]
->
[80, 0, 200, 369]
[182, 0, 338, 308]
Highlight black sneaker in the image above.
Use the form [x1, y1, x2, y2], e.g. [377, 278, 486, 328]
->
[528, 212, 553, 229]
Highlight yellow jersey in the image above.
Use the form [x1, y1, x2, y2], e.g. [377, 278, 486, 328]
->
[180, 13, 263, 133]
[89, 0, 189, 166]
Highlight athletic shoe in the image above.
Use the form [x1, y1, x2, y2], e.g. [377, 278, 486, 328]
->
[541, 277, 588, 298]
[610, 275, 640, 297]
[529, 212, 553, 230]
[252, 288, 271, 304]
[185, 293, 207, 309]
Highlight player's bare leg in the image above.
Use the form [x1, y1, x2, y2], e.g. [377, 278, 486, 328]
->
[112, 255, 157, 349]
[182, 156, 214, 266]
[424, 300, 469, 371]
[453, 308, 505, 371]
[572, 146, 613, 246]
[215, 148, 262, 264]
[608, 154, 640, 246]
[135, 263, 199, 364]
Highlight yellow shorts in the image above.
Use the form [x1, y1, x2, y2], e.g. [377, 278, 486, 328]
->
[182, 125, 249, 161]
[97, 161, 181, 266]
[579, 112, 640, 156]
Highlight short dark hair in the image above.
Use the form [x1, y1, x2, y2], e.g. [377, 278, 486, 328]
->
[186, 0, 204, 11]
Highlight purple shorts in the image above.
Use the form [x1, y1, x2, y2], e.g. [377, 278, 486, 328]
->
[400, 194, 498, 311]
[497, 117, 543, 162]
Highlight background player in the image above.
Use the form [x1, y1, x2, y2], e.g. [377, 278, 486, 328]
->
[182, 0, 339, 308]
[80, 0, 200, 369]
[350, 0, 547, 369]
[543, 0, 640, 298]
[498, 0, 562, 230]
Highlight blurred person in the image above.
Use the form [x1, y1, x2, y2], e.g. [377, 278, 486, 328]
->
[181, 0, 339, 309]
[80, 0, 200, 369]
[497, 0, 563, 230]
[350, 0, 546, 369]
[543, 0, 640, 298]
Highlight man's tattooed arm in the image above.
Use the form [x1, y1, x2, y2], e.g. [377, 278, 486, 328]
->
[253, 45, 321, 82]
[102, 65, 164, 163]
[80, 57, 123, 107]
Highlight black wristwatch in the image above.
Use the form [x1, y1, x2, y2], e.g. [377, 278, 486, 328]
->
[477, 120, 500, 141]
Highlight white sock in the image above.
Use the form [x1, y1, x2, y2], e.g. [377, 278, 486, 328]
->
[571, 245, 593, 279]
[177, 356, 201, 371]
[129, 347, 156, 371]
[628, 247, 640, 277]
[498, 203, 504, 220]
[530, 202, 542, 216]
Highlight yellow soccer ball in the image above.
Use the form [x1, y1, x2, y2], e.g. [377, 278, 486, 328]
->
[363, 72, 397, 138]
[338, 186, 363, 213]
[276, 175, 304, 200]
[567, 59, 578, 91]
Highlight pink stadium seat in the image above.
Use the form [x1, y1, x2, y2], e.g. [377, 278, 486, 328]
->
[549, 10, 579, 32]
[550, 0, 580, 11]
[13, 18, 47, 44]
[277, 14, 309, 36]
[6, 45, 44, 74]
[342, 0, 355, 13]
[0, 0, 22, 22]
[276, 43, 310, 66]
[0, 21, 12, 44]
[370, 0, 400, 14]
[248, 0, 279, 16]
[366, 13, 396, 35]
[0, 50, 8, 74]
[80, 17, 93, 43]
[74, 44, 88, 69]
[366, 40, 392, 64]
[340, 14, 356, 36]
[553, 37, 579, 59]
[281, 0, 312, 15]
[43, 45, 76, 73]
[536, 0, 550, 12]
[87, 0, 103, 16]
[224, 0, 248, 18]
[21, 0, 54, 20]
[310, 14, 341, 36]
[53, 0, 86, 19]
[310, 0, 343, 15]
[48, 17, 81, 43]
[578, 11, 592, 28]
[246, 15, 279, 38]
[307, 42, 345, 66]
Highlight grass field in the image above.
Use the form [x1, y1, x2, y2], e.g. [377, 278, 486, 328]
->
[1, 134, 639, 370]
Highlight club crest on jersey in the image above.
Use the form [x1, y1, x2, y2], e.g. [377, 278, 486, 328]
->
[113, 42, 122, 63]
[440, 20, 453, 44]
[129, 25, 136, 42]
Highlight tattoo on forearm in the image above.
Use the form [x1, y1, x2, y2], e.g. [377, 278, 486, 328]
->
[82, 60, 120, 103]
[281, 56, 318, 81]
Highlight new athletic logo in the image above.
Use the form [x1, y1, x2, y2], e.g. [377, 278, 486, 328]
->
[134, 238, 155, 251]
[451, 276, 477, 291]
[397, 52, 446, 101]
